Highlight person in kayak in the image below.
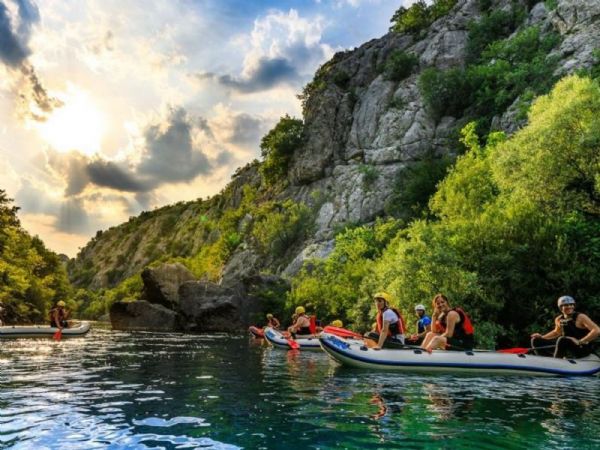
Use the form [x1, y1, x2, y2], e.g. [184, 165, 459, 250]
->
[530, 295, 600, 358]
[49, 300, 69, 329]
[364, 292, 406, 350]
[330, 319, 343, 328]
[288, 306, 312, 337]
[406, 304, 431, 345]
[265, 313, 280, 329]
[421, 294, 474, 352]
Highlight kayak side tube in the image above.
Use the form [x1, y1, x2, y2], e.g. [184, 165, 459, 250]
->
[0, 322, 91, 339]
[264, 326, 321, 350]
[319, 332, 600, 377]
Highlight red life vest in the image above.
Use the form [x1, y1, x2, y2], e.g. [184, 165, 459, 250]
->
[376, 307, 406, 337]
[309, 315, 317, 334]
[436, 308, 474, 337]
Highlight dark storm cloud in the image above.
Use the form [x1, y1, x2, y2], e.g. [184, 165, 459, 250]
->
[86, 160, 149, 193]
[137, 107, 211, 183]
[202, 56, 300, 93]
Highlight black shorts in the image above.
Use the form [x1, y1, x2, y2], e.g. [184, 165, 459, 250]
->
[446, 335, 474, 350]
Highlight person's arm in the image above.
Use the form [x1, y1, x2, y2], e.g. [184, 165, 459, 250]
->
[51, 310, 61, 329]
[375, 321, 390, 349]
[441, 311, 459, 338]
[273, 318, 280, 329]
[531, 318, 561, 340]
[575, 314, 600, 345]
[419, 318, 432, 338]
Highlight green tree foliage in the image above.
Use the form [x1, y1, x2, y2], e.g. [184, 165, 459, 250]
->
[382, 50, 419, 82]
[289, 76, 600, 348]
[390, 0, 457, 35]
[288, 219, 402, 330]
[0, 190, 74, 324]
[259, 115, 305, 187]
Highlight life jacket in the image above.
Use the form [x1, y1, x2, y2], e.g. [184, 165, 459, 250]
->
[376, 307, 405, 337]
[417, 315, 431, 334]
[437, 308, 474, 338]
[49, 307, 67, 327]
[556, 312, 588, 339]
[309, 315, 317, 334]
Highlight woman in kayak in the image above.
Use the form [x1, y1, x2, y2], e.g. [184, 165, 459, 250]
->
[421, 294, 474, 352]
[364, 292, 406, 350]
[530, 295, 599, 358]
[288, 306, 312, 337]
[49, 300, 70, 329]
[265, 313, 280, 329]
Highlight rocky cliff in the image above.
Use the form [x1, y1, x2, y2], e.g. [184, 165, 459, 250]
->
[66, 0, 600, 330]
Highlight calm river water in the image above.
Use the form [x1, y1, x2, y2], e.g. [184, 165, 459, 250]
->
[1, 325, 599, 449]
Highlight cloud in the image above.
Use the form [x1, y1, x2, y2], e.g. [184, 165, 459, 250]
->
[198, 9, 333, 93]
[86, 159, 149, 193]
[0, 0, 62, 121]
[137, 107, 212, 183]
[55, 197, 90, 234]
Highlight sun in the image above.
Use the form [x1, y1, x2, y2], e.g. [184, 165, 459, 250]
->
[34, 86, 107, 156]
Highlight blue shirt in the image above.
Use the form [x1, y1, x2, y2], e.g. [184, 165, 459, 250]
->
[417, 315, 431, 334]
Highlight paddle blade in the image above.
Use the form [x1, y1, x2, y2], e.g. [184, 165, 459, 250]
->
[53, 329, 62, 340]
[497, 347, 529, 354]
[286, 338, 300, 350]
[323, 325, 363, 340]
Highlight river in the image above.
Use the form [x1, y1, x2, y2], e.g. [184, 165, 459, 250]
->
[0, 324, 599, 449]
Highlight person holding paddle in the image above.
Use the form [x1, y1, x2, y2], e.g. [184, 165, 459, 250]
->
[49, 300, 69, 329]
[288, 306, 312, 337]
[530, 295, 599, 358]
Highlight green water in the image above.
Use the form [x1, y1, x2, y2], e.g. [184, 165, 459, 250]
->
[0, 326, 598, 449]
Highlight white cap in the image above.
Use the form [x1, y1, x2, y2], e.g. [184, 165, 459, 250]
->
[415, 304, 426, 311]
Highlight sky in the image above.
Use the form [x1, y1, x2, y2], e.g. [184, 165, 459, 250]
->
[0, 0, 409, 257]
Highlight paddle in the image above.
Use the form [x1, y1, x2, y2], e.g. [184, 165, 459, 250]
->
[323, 325, 364, 340]
[53, 328, 62, 340]
[286, 337, 300, 350]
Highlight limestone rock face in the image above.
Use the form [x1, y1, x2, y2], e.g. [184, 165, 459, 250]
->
[110, 300, 178, 332]
[141, 263, 196, 309]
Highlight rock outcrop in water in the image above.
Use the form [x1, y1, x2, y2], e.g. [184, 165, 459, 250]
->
[85, 0, 600, 332]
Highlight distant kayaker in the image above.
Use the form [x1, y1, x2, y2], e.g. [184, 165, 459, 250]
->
[421, 294, 474, 352]
[265, 313, 280, 329]
[364, 292, 406, 350]
[406, 304, 431, 345]
[530, 295, 600, 358]
[49, 300, 69, 329]
[288, 306, 312, 337]
[331, 319, 343, 328]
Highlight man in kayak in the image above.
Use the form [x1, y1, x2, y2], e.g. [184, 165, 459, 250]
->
[406, 304, 431, 345]
[421, 294, 474, 352]
[49, 300, 69, 329]
[364, 292, 405, 350]
[530, 295, 600, 358]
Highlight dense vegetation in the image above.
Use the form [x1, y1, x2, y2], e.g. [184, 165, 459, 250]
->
[0, 190, 77, 324]
[289, 76, 600, 348]
[390, 0, 458, 35]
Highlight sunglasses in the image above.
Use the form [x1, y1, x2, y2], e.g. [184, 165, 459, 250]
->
[560, 304, 575, 308]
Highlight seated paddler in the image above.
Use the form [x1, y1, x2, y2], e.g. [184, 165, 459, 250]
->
[364, 292, 406, 350]
[421, 294, 474, 352]
[288, 306, 312, 337]
[530, 295, 599, 358]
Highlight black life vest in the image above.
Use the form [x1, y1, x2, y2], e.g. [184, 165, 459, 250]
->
[437, 308, 474, 338]
[376, 307, 405, 337]
[295, 314, 312, 335]
[556, 312, 588, 339]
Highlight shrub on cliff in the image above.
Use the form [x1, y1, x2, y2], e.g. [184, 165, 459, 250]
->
[259, 115, 305, 187]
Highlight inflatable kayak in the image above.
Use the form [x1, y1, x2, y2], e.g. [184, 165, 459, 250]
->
[0, 321, 91, 339]
[319, 332, 600, 376]
[263, 326, 321, 350]
[249, 326, 265, 338]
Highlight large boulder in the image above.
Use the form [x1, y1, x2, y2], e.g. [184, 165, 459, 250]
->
[141, 262, 196, 309]
[110, 300, 178, 331]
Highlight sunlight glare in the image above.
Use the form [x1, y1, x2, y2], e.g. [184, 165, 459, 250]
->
[35, 87, 107, 156]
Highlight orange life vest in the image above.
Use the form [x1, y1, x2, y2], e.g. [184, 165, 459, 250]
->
[376, 307, 406, 337]
[436, 307, 474, 337]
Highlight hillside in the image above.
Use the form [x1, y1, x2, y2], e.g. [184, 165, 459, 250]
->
[67, 0, 600, 338]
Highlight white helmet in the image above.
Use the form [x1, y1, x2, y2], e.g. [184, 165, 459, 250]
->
[557, 295, 575, 308]
[415, 304, 426, 311]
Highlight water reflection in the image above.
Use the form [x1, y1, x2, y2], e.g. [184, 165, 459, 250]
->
[0, 327, 599, 449]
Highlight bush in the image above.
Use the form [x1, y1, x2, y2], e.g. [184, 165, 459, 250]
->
[418, 67, 472, 120]
[466, 7, 526, 62]
[382, 50, 419, 82]
[390, 0, 457, 35]
[358, 164, 379, 188]
[259, 115, 304, 187]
